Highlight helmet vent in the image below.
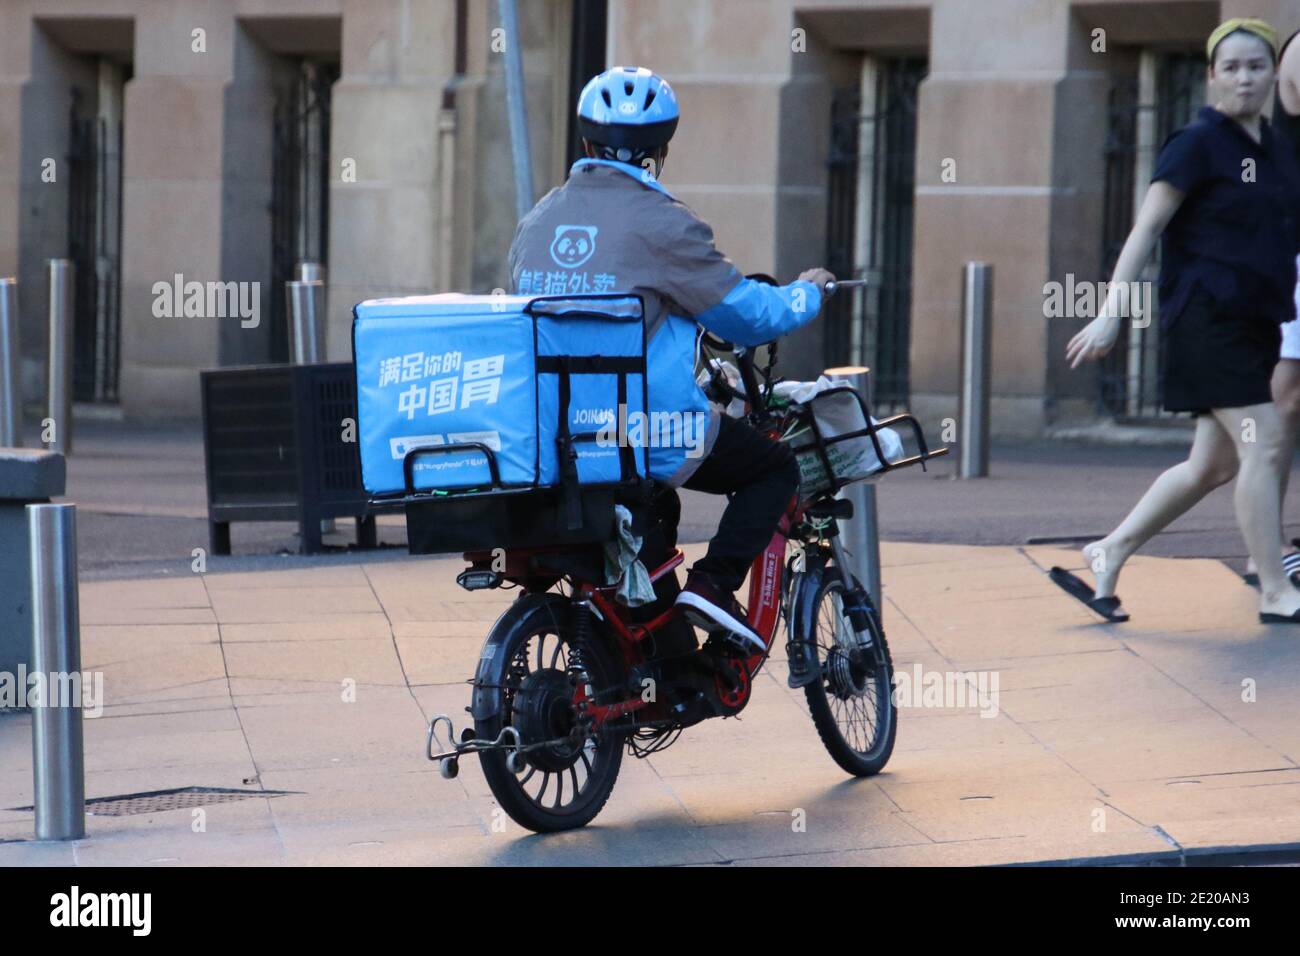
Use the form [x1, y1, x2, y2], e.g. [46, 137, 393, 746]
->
[644, 88, 657, 110]
[601, 89, 612, 107]
[624, 81, 634, 95]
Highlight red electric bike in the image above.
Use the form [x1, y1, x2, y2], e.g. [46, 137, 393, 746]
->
[416, 279, 947, 832]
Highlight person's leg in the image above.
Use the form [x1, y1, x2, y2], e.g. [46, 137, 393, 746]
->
[1084, 413, 1239, 601]
[1273, 358, 1300, 508]
[681, 415, 801, 593]
[1210, 403, 1300, 616]
[1245, 358, 1300, 576]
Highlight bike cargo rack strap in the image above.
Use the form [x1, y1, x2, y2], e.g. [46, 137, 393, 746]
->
[536, 353, 644, 530]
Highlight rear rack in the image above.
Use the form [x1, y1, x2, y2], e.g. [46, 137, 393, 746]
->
[372, 442, 654, 556]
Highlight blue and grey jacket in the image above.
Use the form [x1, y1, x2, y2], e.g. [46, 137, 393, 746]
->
[507, 158, 822, 485]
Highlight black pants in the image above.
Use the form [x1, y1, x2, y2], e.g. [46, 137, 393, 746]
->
[655, 414, 802, 594]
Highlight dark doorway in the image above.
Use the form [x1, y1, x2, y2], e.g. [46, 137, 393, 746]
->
[66, 77, 127, 404]
[825, 57, 926, 409]
[1098, 52, 1205, 419]
[270, 60, 337, 364]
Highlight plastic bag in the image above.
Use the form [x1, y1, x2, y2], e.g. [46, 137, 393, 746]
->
[777, 377, 903, 495]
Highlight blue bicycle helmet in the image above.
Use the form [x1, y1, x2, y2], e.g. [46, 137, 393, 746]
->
[576, 66, 679, 161]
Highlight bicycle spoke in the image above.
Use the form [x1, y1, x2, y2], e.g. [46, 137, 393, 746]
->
[808, 578, 892, 759]
[536, 770, 549, 805]
[490, 617, 621, 821]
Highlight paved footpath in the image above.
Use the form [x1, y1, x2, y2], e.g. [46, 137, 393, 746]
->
[3, 538, 1299, 866]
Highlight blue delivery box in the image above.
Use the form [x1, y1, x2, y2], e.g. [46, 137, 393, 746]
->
[352, 293, 649, 498]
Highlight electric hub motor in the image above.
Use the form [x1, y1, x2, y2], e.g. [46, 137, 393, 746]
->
[512, 668, 585, 772]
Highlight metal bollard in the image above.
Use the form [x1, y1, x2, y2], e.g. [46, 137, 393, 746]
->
[28, 502, 85, 841]
[288, 274, 334, 534]
[287, 279, 325, 365]
[499, 0, 535, 221]
[1, 277, 20, 447]
[959, 262, 992, 479]
[47, 260, 74, 455]
[826, 365, 883, 619]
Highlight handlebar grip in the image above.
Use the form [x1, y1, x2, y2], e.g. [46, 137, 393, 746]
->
[823, 278, 868, 298]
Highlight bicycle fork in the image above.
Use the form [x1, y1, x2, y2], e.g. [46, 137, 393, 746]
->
[829, 535, 878, 647]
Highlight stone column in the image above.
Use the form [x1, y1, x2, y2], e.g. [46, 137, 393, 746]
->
[453, 0, 576, 295]
[5, 18, 101, 410]
[118, 5, 234, 419]
[909, 0, 1081, 437]
[610, 0, 838, 380]
[326, 0, 457, 360]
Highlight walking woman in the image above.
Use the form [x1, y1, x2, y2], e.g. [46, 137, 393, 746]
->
[1056, 18, 1300, 624]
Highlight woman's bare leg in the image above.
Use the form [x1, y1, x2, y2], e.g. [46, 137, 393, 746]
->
[1245, 359, 1300, 574]
[1083, 414, 1239, 602]
[1211, 403, 1300, 616]
[1273, 359, 1300, 518]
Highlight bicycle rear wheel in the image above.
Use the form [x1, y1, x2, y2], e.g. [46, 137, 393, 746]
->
[476, 599, 624, 832]
[800, 567, 896, 776]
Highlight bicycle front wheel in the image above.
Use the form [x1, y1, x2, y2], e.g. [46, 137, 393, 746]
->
[800, 567, 896, 776]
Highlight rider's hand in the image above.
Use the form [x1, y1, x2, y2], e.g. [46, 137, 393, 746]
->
[797, 267, 835, 289]
[1066, 315, 1122, 369]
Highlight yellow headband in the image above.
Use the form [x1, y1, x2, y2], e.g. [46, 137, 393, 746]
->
[1207, 17, 1279, 62]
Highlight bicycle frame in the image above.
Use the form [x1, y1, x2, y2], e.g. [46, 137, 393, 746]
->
[563, 472, 809, 718]
[562, 508, 786, 710]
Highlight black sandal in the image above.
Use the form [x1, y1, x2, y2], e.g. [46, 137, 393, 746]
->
[1260, 608, 1300, 624]
[1048, 567, 1130, 623]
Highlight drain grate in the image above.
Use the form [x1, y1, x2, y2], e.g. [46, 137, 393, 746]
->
[9, 786, 295, 817]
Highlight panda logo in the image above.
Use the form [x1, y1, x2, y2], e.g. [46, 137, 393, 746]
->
[549, 225, 598, 269]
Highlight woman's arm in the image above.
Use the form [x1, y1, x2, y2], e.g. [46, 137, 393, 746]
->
[1280, 37, 1300, 116]
[1066, 180, 1186, 368]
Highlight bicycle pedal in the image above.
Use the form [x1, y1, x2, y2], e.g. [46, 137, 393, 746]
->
[702, 635, 759, 668]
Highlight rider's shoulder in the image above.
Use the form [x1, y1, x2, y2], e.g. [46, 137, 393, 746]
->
[517, 185, 565, 230]
[633, 184, 707, 225]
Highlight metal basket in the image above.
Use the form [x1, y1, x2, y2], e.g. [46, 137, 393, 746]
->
[780, 385, 942, 499]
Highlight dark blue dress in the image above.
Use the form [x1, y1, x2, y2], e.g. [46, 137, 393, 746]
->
[1151, 106, 1300, 412]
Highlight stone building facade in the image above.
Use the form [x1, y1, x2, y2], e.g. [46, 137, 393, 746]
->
[1, 0, 1297, 433]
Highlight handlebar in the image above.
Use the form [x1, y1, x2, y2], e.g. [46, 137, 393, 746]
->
[700, 276, 866, 354]
[702, 273, 869, 421]
[698, 272, 949, 474]
[822, 278, 868, 297]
